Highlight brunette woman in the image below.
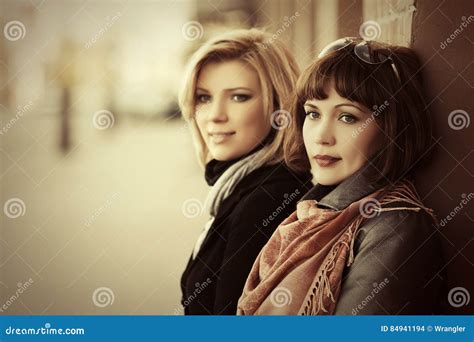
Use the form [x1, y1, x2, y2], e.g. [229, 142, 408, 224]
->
[238, 37, 443, 315]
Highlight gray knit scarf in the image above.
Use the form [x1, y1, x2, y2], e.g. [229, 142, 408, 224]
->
[192, 147, 269, 259]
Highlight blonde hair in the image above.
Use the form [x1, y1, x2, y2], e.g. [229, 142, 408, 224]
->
[179, 28, 300, 167]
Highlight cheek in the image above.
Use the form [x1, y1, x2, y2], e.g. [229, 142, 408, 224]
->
[302, 119, 311, 146]
[194, 106, 206, 132]
[237, 103, 269, 133]
[346, 123, 383, 161]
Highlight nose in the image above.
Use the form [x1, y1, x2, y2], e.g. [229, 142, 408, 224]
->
[312, 118, 335, 146]
[207, 96, 228, 123]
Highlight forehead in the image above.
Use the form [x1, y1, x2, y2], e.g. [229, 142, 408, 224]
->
[196, 59, 260, 90]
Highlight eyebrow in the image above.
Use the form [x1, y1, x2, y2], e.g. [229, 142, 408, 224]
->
[196, 87, 253, 92]
[304, 102, 365, 112]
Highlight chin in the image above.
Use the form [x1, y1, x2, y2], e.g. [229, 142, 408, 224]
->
[211, 153, 234, 161]
[312, 172, 342, 186]
[209, 148, 240, 161]
[315, 179, 338, 186]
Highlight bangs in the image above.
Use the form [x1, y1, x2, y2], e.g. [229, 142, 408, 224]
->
[296, 47, 394, 111]
[285, 41, 432, 182]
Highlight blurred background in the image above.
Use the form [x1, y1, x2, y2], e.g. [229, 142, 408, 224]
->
[0, 0, 472, 315]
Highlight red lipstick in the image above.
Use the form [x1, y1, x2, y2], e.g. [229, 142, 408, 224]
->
[313, 154, 341, 167]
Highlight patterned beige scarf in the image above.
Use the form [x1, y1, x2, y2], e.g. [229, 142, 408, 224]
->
[237, 179, 435, 315]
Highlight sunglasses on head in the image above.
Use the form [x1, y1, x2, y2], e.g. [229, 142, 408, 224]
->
[318, 37, 401, 83]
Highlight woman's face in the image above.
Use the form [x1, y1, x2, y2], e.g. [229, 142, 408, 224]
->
[195, 60, 270, 161]
[302, 84, 384, 185]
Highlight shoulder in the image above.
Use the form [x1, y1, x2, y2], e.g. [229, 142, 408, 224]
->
[337, 203, 443, 314]
[360, 203, 435, 237]
[221, 164, 311, 230]
[353, 202, 440, 259]
[238, 162, 312, 199]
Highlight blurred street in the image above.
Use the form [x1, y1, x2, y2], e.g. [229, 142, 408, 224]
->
[1, 0, 472, 316]
[1, 115, 208, 314]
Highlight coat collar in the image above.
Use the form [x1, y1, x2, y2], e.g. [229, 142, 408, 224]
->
[300, 162, 387, 211]
[204, 137, 273, 186]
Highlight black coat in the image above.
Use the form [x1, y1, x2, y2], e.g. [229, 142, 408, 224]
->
[180, 161, 311, 314]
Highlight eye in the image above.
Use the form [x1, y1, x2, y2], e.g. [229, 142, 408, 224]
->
[339, 113, 358, 124]
[196, 94, 211, 104]
[305, 111, 320, 120]
[232, 94, 251, 102]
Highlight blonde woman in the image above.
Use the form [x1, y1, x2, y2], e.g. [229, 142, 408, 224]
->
[179, 29, 311, 314]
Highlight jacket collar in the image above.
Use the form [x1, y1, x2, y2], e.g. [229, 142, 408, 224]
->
[300, 162, 387, 211]
[204, 145, 260, 186]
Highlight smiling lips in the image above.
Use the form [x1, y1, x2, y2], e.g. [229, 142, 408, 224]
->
[208, 131, 235, 144]
[313, 154, 342, 167]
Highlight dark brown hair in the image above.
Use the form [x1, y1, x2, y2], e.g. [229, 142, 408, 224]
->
[284, 41, 433, 183]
